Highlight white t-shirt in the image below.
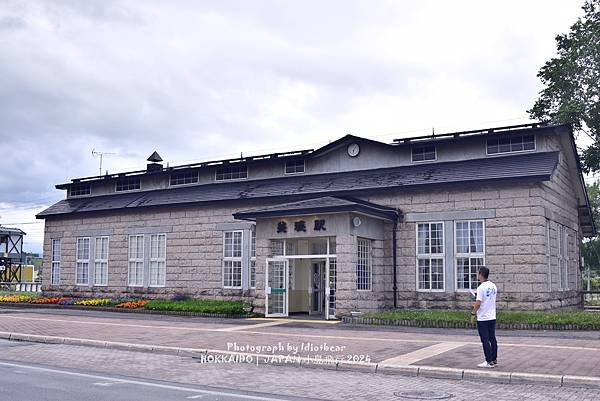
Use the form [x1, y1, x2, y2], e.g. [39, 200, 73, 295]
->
[476, 280, 497, 321]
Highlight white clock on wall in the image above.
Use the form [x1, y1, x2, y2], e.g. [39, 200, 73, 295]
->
[347, 143, 360, 157]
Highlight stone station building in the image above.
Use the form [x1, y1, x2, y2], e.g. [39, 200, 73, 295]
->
[37, 123, 595, 318]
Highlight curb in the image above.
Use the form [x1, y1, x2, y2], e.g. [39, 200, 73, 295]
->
[341, 316, 600, 331]
[1, 331, 599, 389]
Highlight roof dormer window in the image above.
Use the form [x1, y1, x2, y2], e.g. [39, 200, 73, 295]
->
[216, 165, 247, 181]
[116, 177, 141, 192]
[487, 135, 535, 155]
[285, 159, 305, 174]
[170, 171, 199, 186]
[411, 145, 436, 162]
[70, 184, 91, 197]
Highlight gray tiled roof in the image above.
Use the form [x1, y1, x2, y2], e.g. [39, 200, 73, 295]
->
[37, 151, 559, 218]
[233, 196, 399, 221]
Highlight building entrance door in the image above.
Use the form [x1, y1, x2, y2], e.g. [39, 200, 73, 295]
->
[265, 258, 289, 317]
[309, 261, 325, 315]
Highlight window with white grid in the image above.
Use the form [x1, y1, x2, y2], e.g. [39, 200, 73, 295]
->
[170, 171, 199, 186]
[149, 234, 166, 287]
[128, 235, 144, 286]
[215, 165, 247, 181]
[93, 237, 109, 286]
[416, 223, 444, 291]
[250, 229, 256, 288]
[51, 239, 61, 285]
[223, 231, 243, 288]
[75, 237, 90, 285]
[455, 221, 485, 290]
[115, 177, 141, 192]
[558, 224, 568, 290]
[285, 159, 305, 174]
[356, 238, 372, 291]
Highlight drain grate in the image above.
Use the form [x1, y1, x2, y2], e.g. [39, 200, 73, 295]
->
[394, 390, 453, 400]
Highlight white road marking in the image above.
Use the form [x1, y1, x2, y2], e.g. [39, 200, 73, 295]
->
[186, 395, 205, 399]
[220, 321, 288, 332]
[0, 361, 290, 400]
[379, 342, 466, 366]
[1, 314, 600, 352]
[93, 381, 119, 386]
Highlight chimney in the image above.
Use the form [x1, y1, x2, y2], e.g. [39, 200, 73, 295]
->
[147, 151, 163, 172]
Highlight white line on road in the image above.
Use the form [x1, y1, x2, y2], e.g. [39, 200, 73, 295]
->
[186, 395, 205, 399]
[379, 342, 466, 365]
[0, 361, 292, 401]
[220, 321, 289, 332]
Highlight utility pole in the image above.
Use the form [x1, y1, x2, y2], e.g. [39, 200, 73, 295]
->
[92, 149, 117, 176]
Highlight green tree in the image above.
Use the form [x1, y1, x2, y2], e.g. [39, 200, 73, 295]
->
[528, 0, 600, 173]
[582, 181, 600, 280]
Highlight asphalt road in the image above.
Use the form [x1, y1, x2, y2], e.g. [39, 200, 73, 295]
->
[0, 341, 316, 401]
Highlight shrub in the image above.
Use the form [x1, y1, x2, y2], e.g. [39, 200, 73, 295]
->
[144, 299, 249, 315]
[170, 293, 190, 301]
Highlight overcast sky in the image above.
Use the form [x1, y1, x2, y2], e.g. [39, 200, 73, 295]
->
[0, 1, 587, 254]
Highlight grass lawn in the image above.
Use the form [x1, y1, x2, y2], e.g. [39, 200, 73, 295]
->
[144, 299, 249, 315]
[0, 291, 41, 299]
[366, 309, 600, 328]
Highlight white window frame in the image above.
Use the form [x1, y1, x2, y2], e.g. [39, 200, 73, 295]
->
[93, 236, 109, 286]
[149, 234, 167, 287]
[486, 134, 536, 156]
[454, 220, 485, 292]
[128, 235, 144, 287]
[284, 159, 305, 175]
[356, 238, 372, 291]
[51, 239, 61, 285]
[416, 222, 445, 292]
[75, 237, 90, 286]
[250, 228, 256, 289]
[115, 177, 142, 192]
[411, 145, 437, 163]
[69, 184, 91, 197]
[215, 165, 248, 181]
[558, 225, 569, 291]
[223, 230, 243, 289]
[169, 171, 199, 186]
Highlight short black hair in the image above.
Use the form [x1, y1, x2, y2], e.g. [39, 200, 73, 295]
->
[478, 266, 489, 279]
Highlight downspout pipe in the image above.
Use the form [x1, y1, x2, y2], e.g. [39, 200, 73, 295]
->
[392, 212, 400, 309]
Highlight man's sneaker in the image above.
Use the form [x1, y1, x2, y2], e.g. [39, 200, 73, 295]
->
[477, 361, 495, 368]
[491, 360, 498, 366]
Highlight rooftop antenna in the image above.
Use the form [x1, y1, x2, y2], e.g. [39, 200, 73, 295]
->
[92, 149, 117, 176]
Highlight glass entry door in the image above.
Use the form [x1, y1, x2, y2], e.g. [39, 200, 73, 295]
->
[325, 258, 337, 320]
[265, 258, 289, 317]
[309, 261, 324, 315]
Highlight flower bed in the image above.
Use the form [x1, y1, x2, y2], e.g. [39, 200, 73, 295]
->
[30, 297, 71, 304]
[0, 294, 252, 317]
[74, 298, 112, 306]
[0, 294, 33, 303]
[116, 300, 149, 309]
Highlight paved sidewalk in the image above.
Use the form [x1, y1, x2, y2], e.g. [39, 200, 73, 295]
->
[0, 308, 600, 379]
[2, 341, 599, 401]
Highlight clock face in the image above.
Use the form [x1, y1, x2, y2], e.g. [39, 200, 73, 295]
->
[347, 143, 360, 157]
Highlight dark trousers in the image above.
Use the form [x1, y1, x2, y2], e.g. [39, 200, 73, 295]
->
[477, 319, 497, 363]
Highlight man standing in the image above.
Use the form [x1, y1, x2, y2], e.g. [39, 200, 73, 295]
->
[470, 266, 498, 368]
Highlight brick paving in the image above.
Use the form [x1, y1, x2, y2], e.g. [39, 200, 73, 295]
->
[0, 308, 600, 377]
[0, 342, 598, 401]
